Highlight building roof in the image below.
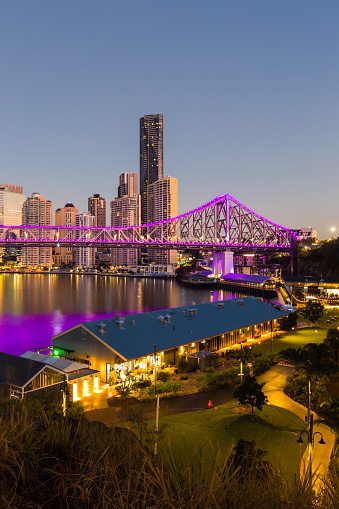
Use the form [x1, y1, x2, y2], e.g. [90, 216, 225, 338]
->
[221, 273, 277, 283]
[0, 352, 51, 388]
[20, 352, 89, 373]
[53, 297, 288, 362]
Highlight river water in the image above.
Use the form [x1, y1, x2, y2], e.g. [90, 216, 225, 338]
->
[0, 274, 237, 356]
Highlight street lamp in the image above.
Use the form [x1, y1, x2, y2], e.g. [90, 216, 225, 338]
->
[298, 360, 323, 490]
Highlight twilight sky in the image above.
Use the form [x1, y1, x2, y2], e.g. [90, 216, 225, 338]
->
[1, 1, 338, 239]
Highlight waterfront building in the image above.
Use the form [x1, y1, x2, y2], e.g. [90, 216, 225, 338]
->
[0, 184, 25, 226]
[75, 212, 96, 268]
[0, 183, 25, 261]
[0, 351, 99, 403]
[110, 172, 141, 267]
[53, 202, 78, 267]
[52, 297, 289, 383]
[140, 114, 163, 224]
[22, 192, 52, 268]
[88, 194, 106, 227]
[147, 175, 178, 265]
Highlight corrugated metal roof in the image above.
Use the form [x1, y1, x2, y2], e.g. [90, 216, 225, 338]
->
[20, 352, 89, 373]
[221, 273, 276, 283]
[53, 297, 288, 361]
[0, 352, 49, 387]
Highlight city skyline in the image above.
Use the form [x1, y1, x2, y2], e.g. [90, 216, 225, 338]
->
[1, 1, 338, 239]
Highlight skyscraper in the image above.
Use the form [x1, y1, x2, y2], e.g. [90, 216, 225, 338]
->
[147, 176, 178, 265]
[139, 114, 163, 224]
[22, 192, 52, 268]
[0, 184, 25, 261]
[54, 202, 79, 267]
[88, 194, 106, 227]
[111, 173, 141, 266]
[75, 212, 96, 268]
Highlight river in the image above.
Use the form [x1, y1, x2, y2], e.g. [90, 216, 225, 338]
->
[0, 274, 238, 356]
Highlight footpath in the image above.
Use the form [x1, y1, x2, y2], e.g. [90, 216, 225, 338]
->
[258, 365, 336, 489]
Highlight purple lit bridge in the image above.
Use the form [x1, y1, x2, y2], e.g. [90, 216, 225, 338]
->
[0, 194, 297, 263]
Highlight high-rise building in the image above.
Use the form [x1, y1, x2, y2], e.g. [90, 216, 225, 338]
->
[88, 194, 106, 227]
[0, 183, 26, 261]
[111, 173, 141, 266]
[75, 212, 96, 268]
[140, 114, 163, 224]
[147, 176, 178, 265]
[118, 172, 138, 199]
[22, 192, 52, 268]
[54, 202, 78, 267]
[0, 184, 25, 226]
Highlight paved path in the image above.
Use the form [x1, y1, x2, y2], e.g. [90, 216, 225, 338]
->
[258, 365, 336, 489]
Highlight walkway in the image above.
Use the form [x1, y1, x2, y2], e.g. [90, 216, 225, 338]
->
[258, 365, 336, 489]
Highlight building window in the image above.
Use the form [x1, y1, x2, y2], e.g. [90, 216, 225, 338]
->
[106, 363, 111, 383]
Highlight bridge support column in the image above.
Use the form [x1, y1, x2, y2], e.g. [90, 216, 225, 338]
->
[213, 251, 234, 277]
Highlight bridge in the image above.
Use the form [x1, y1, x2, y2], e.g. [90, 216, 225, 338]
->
[0, 194, 296, 251]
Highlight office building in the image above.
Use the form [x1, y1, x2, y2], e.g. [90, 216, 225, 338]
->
[53, 202, 79, 267]
[88, 194, 106, 227]
[22, 192, 52, 268]
[139, 114, 163, 224]
[75, 212, 96, 268]
[110, 173, 141, 266]
[0, 184, 25, 261]
[118, 172, 138, 199]
[147, 176, 178, 265]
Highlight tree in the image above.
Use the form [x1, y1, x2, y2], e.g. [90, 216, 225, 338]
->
[324, 327, 339, 364]
[233, 375, 267, 416]
[278, 347, 305, 374]
[301, 301, 324, 325]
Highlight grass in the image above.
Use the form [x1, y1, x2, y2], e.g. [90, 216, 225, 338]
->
[248, 327, 328, 356]
[152, 403, 307, 476]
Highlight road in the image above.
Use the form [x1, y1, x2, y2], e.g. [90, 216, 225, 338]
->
[258, 365, 336, 489]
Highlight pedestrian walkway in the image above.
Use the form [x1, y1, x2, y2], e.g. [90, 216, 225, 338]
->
[258, 365, 336, 490]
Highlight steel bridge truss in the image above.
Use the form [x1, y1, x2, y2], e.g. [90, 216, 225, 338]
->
[0, 194, 295, 250]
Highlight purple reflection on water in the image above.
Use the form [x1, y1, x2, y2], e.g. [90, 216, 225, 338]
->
[0, 312, 114, 355]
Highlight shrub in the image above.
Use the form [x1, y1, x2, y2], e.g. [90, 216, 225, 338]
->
[157, 371, 171, 382]
[177, 355, 190, 373]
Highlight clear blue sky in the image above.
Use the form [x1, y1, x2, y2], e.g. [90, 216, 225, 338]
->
[1, 1, 338, 239]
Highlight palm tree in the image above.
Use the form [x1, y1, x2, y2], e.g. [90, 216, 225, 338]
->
[278, 347, 304, 375]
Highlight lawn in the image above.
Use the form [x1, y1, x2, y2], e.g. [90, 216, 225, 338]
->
[248, 327, 328, 356]
[156, 403, 306, 476]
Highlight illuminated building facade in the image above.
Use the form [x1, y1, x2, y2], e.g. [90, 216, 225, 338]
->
[139, 114, 163, 224]
[54, 202, 79, 267]
[0, 183, 25, 261]
[22, 192, 52, 268]
[88, 194, 106, 227]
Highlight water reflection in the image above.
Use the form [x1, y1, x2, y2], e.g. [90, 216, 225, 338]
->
[0, 274, 236, 356]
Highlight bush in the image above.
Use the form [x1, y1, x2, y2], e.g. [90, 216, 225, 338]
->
[252, 353, 274, 375]
[177, 355, 190, 373]
[180, 374, 188, 380]
[157, 371, 171, 382]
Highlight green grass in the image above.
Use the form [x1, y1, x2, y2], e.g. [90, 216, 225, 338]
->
[157, 403, 306, 476]
[249, 327, 328, 355]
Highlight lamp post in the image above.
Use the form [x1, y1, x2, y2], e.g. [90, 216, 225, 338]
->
[300, 360, 322, 490]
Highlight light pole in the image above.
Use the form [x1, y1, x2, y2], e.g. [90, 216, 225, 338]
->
[297, 430, 326, 490]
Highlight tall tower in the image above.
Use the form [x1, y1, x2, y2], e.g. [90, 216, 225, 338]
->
[0, 183, 25, 261]
[22, 192, 52, 268]
[147, 176, 178, 265]
[54, 202, 78, 267]
[111, 173, 141, 267]
[139, 114, 163, 224]
[88, 194, 106, 227]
